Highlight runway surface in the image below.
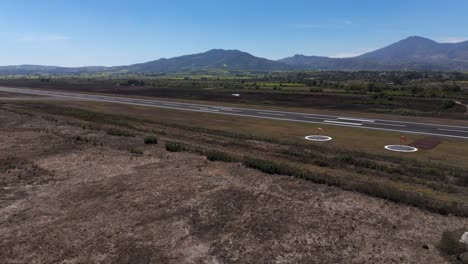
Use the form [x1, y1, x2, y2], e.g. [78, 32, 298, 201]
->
[1, 86, 468, 139]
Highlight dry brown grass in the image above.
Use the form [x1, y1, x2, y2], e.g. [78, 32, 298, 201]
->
[1, 107, 466, 263]
[49, 99, 468, 168]
[2, 99, 467, 216]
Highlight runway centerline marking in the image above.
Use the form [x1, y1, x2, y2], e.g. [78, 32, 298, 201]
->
[337, 117, 375, 123]
[257, 112, 285, 116]
[437, 128, 468, 133]
[373, 123, 407, 127]
[324, 120, 363, 126]
[302, 116, 328, 120]
[199, 108, 219, 112]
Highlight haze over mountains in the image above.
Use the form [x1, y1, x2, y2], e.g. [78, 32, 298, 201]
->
[1, 36, 468, 74]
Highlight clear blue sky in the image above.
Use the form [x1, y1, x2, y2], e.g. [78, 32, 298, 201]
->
[1, 0, 467, 67]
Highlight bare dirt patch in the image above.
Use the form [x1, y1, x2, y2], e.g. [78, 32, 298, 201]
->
[0, 107, 466, 263]
[411, 137, 443, 150]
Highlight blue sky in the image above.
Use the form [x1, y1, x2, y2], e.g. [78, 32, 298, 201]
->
[1, 0, 467, 66]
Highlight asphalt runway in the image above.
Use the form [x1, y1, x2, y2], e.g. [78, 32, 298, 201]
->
[1, 86, 468, 139]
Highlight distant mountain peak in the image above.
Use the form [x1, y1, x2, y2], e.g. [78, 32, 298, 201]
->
[124, 48, 290, 72]
[206, 48, 237, 53]
[403, 36, 436, 42]
[279, 36, 468, 71]
[205, 49, 246, 54]
[355, 36, 443, 61]
[395, 36, 439, 46]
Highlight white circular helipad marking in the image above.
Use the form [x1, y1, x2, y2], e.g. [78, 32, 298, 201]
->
[384, 145, 418, 152]
[305, 135, 332, 142]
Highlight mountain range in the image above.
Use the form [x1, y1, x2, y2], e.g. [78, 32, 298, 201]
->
[1, 36, 468, 74]
[279, 36, 468, 71]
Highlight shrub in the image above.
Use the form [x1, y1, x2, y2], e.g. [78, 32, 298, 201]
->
[0, 157, 18, 173]
[206, 150, 235, 162]
[129, 148, 143, 155]
[336, 154, 353, 163]
[438, 230, 466, 255]
[165, 141, 191, 152]
[73, 135, 89, 143]
[242, 157, 295, 176]
[441, 100, 456, 109]
[456, 174, 468, 187]
[144, 136, 158, 145]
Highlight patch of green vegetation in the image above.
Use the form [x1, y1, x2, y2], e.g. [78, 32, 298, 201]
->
[281, 147, 467, 190]
[129, 148, 143, 155]
[438, 229, 466, 256]
[143, 136, 158, 145]
[165, 141, 192, 152]
[441, 100, 456, 109]
[0, 157, 18, 173]
[205, 150, 236, 162]
[370, 108, 440, 117]
[73, 135, 89, 143]
[61, 108, 134, 128]
[243, 157, 297, 176]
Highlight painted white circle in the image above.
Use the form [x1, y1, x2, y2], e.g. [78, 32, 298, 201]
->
[384, 145, 418, 152]
[305, 135, 332, 142]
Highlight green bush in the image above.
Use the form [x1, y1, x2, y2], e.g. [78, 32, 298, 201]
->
[438, 230, 466, 255]
[73, 135, 89, 143]
[441, 100, 456, 109]
[144, 136, 158, 145]
[129, 148, 143, 155]
[0, 157, 17, 173]
[165, 141, 191, 152]
[242, 157, 295, 176]
[336, 154, 353, 163]
[206, 150, 235, 162]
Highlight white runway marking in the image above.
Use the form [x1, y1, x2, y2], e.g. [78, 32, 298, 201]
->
[437, 128, 468, 133]
[199, 108, 219, 112]
[2, 86, 468, 139]
[302, 116, 328, 120]
[324, 120, 363, 126]
[373, 123, 406, 127]
[337, 117, 375, 123]
[214, 106, 236, 111]
[257, 112, 285, 116]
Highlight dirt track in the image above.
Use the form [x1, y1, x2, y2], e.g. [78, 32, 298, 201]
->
[0, 107, 466, 263]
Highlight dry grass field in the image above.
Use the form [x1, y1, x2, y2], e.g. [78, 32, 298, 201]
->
[47, 98, 468, 168]
[0, 103, 465, 263]
[1, 94, 467, 263]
